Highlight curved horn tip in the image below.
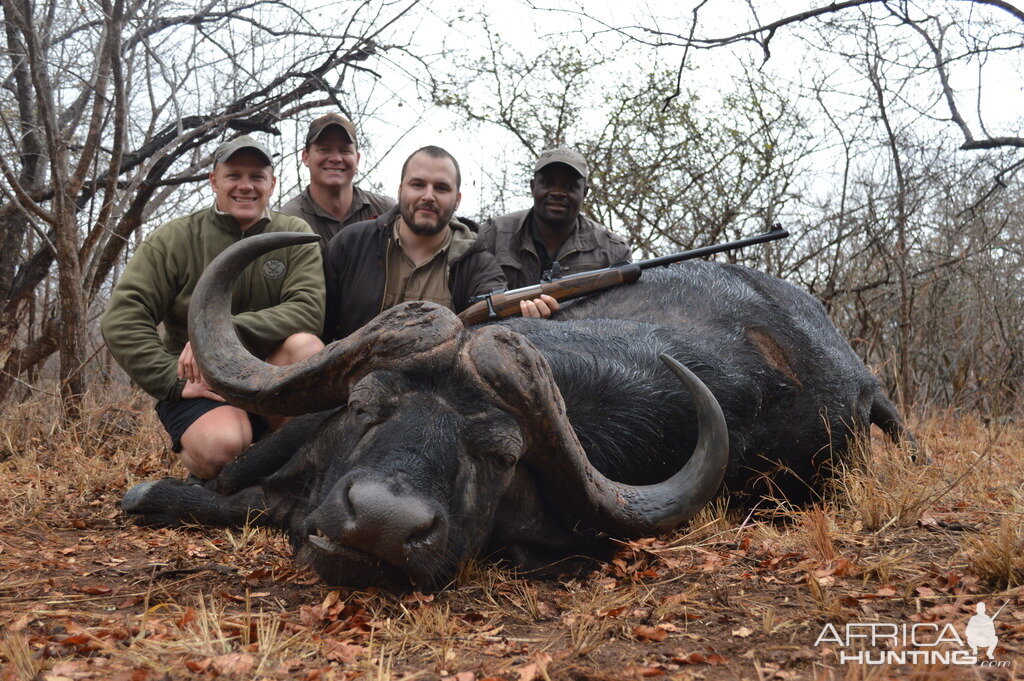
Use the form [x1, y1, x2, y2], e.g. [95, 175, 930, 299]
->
[659, 353, 686, 377]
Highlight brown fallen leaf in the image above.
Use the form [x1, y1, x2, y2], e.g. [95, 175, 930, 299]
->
[73, 584, 111, 594]
[634, 625, 669, 642]
[515, 652, 552, 681]
[184, 659, 211, 673]
[210, 652, 254, 676]
[673, 651, 729, 665]
[108, 670, 154, 681]
[597, 605, 627, 619]
[176, 607, 196, 629]
[441, 673, 476, 681]
[731, 626, 754, 638]
[323, 640, 362, 664]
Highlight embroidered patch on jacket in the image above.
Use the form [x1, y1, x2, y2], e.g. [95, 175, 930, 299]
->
[262, 259, 287, 280]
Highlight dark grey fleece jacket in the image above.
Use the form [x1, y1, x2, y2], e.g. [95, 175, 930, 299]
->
[322, 207, 506, 341]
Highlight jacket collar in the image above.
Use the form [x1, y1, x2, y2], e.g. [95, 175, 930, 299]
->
[209, 204, 271, 236]
[515, 209, 600, 258]
[372, 207, 485, 265]
[301, 185, 371, 223]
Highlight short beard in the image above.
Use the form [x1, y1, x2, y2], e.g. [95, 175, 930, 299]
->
[401, 205, 453, 237]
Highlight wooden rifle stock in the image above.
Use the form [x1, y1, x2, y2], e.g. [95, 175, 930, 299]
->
[457, 225, 789, 325]
[458, 265, 641, 325]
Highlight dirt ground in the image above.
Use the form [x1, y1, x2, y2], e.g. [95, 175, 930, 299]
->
[1, 392, 1022, 680]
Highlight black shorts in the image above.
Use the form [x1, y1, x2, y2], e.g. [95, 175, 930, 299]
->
[155, 398, 267, 452]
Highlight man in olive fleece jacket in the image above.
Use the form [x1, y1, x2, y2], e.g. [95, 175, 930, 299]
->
[101, 136, 325, 479]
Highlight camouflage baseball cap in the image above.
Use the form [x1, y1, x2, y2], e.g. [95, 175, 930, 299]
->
[533, 146, 589, 182]
[306, 113, 358, 148]
[212, 135, 273, 167]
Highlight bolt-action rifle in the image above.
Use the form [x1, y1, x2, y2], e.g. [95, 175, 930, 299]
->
[457, 224, 790, 325]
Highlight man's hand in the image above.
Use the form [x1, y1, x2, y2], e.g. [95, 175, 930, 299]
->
[177, 342, 202, 384]
[181, 375, 225, 402]
[520, 294, 560, 319]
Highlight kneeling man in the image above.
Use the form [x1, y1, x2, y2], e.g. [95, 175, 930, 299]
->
[101, 136, 326, 479]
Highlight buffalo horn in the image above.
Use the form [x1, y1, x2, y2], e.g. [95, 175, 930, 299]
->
[188, 232, 464, 416]
[461, 326, 729, 536]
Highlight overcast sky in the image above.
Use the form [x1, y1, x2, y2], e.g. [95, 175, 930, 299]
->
[267, 0, 1024, 220]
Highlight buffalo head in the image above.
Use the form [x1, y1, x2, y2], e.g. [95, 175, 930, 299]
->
[185, 232, 729, 588]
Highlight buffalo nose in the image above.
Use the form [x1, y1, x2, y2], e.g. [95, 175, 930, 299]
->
[340, 480, 439, 565]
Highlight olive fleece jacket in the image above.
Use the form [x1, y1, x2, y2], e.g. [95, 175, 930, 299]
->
[100, 206, 325, 401]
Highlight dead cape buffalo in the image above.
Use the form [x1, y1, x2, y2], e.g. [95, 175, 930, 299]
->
[122, 232, 913, 589]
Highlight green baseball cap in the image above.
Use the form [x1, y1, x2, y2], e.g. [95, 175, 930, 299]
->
[306, 113, 358, 149]
[534, 146, 589, 182]
[212, 135, 273, 167]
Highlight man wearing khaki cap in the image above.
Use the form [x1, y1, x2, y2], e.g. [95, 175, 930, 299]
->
[280, 113, 395, 247]
[102, 135, 325, 480]
[479, 146, 631, 291]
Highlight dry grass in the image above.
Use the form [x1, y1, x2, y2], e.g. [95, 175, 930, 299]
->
[0, 635, 41, 680]
[966, 515, 1024, 588]
[836, 436, 940, 531]
[2, 392, 1024, 679]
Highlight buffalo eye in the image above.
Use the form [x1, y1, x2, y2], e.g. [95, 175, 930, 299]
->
[348, 398, 390, 427]
[491, 449, 518, 470]
[463, 414, 523, 470]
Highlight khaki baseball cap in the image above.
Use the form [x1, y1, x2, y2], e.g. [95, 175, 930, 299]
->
[306, 113, 358, 148]
[534, 146, 589, 182]
[213, 135, 273, 167]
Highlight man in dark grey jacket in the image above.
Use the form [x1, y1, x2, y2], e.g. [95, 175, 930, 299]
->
[323, 146, 557, 341]
[479, 146, 632, 289]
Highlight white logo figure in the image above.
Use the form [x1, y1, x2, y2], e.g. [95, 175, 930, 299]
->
[965, 602, 999, 660]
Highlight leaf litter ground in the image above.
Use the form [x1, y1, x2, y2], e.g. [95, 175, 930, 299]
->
[1, 391, 1022, 680]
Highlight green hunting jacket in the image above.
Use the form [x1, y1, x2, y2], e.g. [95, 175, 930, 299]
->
[100, 206, 325, 402]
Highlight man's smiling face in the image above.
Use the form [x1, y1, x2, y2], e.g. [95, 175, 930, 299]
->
[210, 149, 277, 231]
[530, 163, 586, 228]
[302, 127, 359, 191]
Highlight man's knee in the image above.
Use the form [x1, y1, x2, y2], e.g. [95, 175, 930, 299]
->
[179, 409, 252, 479]
[268, 332, 324, 366]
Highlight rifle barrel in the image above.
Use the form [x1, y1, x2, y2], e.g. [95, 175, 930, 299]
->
[638, 226, 789, 271]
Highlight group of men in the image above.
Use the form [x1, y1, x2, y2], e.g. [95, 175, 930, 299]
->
[101, 114, 631, 480]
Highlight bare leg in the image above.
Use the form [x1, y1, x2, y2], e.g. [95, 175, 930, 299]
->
[264, 332, 324, 430]
[179, 405, 253, 479]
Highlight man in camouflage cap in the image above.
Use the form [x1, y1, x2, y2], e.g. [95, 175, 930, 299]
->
[102, 135, 325, 480]
[280, 113, 395, 248]
[479, 146, 632, 291]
